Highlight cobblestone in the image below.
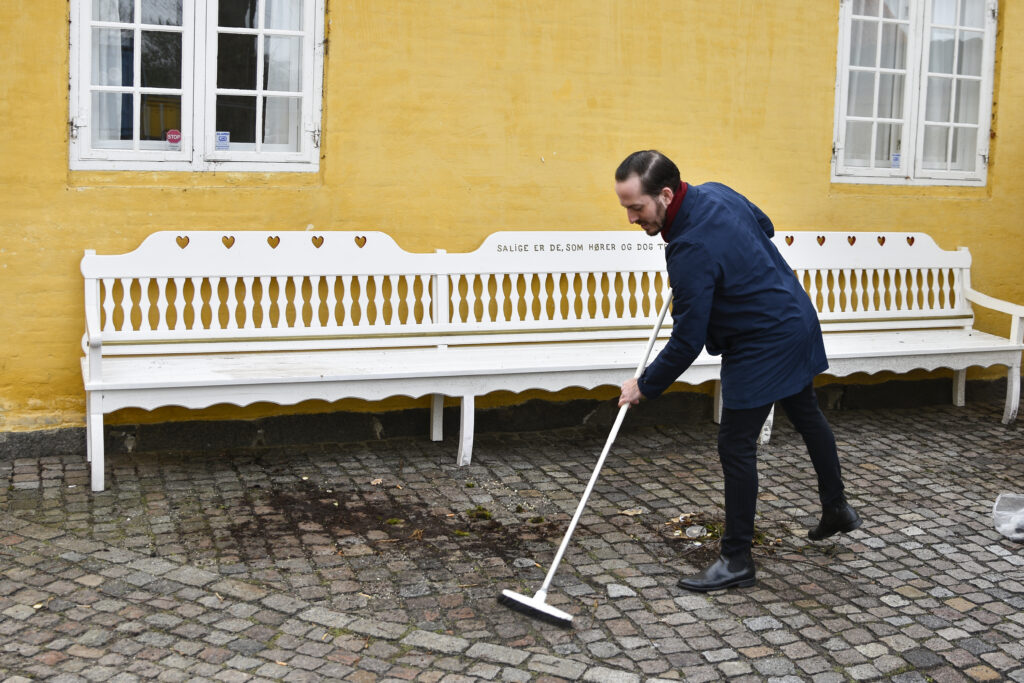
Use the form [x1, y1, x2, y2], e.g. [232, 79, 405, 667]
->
[0, 400, 1022, 680]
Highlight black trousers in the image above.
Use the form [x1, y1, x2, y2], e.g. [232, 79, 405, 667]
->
[717, 382, 845, 559]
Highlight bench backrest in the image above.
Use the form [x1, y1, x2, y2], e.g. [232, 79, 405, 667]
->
[440, 231, 670, 336]
[773, 231, 973, 332]
[81, 231, 672, 351]
[81, 230, 973, 353]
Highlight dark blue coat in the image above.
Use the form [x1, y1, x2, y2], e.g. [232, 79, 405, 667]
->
[637, 182, 828, 409]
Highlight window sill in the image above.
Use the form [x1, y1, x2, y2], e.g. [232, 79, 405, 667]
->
[830, 172, 987, 188]
[828, 177, 992, 200]
[70, 159, 320, 173]
[66, 165, 325, 189]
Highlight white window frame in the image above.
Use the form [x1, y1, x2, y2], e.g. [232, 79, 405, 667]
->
[832, 0, 997, 186]
[69, 0, 324, 173]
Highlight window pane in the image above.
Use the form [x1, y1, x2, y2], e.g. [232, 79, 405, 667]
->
[141, 31, 182, 88]
[141, 0, 182, 26]
[882, 0, 909, 20]
[875, 123, 900, 167]
[880, 22, 907, 69]
[264, 36, 302, 91]
[93, 0, 133, 23]
[92, 28, 134, 86]
[266, 0, 303, 30]
[957, 31, 984, 76]
[877, 73, 904, 118]
[933, 0, 956, 25]
[850, 19, 878, 67]
[216, 95, 257, 144]
[950, 128, 977, 171]
[954, 80, 980, 124]
[853, 0, 880, 17]
[220, 0, 258, 28]
[848, 71, 875, 117]
[218, 34, 258, 90]
[91, 91, 133, 147]
[926, 76, 952, 121]
[960, 0, 985, 28]
[140, 93, 181, 141]
[845, 121, 873, 167]
[929, 28, 955, 73]
[263, 97, 301, 151]
[922, 125, 949, 169]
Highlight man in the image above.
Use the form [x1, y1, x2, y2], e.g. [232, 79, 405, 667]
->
[614, 150, 861, 592]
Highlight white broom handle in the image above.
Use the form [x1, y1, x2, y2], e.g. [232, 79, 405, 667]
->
[537, 293, 673, 595]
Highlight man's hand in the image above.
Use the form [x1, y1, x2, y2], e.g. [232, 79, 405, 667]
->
[619, 378, 645, 407]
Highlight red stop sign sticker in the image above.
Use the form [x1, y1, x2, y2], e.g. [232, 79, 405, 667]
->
[166, 129, 182, 144]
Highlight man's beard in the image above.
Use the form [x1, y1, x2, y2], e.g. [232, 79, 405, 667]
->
[644, 203, 666, 235]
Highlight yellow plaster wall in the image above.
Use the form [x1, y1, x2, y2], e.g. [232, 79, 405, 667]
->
[0, 0, 1021, 431]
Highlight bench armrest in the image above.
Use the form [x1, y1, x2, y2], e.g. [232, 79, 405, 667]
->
[964, 286, 1024, 345]
[83, 273, 104, 382]
[84, 307, 103, 347]
[82, 323, 104, 384]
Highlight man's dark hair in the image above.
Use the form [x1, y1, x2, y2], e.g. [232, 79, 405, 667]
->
[615, 150, 680, 198]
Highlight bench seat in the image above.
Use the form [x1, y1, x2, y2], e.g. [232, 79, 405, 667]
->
[824, 328, 1022, 416]
[84, 340, 716, 394]
[86, 330, 1016, 397]
[823, 328, 1022, 369]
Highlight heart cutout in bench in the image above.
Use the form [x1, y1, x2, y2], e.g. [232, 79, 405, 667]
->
[907, 236, 915, 246]
[176, 235, 189, 249]
[847, 236, 856, 245]
[784, 235, 794, 246]
[817, 235, 826, 246]
[355, 236, 367, 248]
[877, 236, 886, 246]
[312, 235, 324, 248]
[222, 235, 235, 249]
[267, 235, 280, 248]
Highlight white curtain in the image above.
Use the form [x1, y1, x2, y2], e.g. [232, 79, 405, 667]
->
[845, 14, 908, 168]
[875, 21, 907, 167]
[92, 0, 133, 148]
[922, 11, 983, 171]
[922, 28, 954, 168]
[265, 0, 301, 30]
[262, 1, 303, 150]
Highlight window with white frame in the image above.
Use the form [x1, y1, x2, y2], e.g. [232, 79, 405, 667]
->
[70, 0, 324, 172]
[832, 0, 997, 185]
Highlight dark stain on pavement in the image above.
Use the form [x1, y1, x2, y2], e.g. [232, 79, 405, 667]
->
[226, 479, 571, 562]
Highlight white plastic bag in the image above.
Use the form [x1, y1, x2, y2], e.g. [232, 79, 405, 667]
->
[993, 493, 1024, 542]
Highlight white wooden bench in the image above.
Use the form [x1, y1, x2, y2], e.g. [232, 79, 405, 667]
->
[81, 230, 1023, 491]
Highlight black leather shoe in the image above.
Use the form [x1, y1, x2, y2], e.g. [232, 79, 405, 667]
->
[677, 554, 756, 592]
[808, 501, 862, 540]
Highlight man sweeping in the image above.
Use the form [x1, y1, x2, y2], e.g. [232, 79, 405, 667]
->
[615, 150, 862, 592]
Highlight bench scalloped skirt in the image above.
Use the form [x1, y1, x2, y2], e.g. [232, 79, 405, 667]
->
[81, 231, 1024, 491]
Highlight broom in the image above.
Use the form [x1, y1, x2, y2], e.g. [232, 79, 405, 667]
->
[498, 294, 673, 626]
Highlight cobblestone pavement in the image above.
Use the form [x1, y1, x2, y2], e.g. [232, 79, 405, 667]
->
[1, 399, 1023, 682]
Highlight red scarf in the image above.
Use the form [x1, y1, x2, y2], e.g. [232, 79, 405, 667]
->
[661, 182, 688, 242]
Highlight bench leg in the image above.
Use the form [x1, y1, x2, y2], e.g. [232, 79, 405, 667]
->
[758, 405, 775, 445]
[87, 393, 105, 492]
[430, 394, 444, 441]
[457, 395, 475, 466]
[713, 381, 722, 424]
[953, 369, 967, 407]
[1003, 366, 1020, 424]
